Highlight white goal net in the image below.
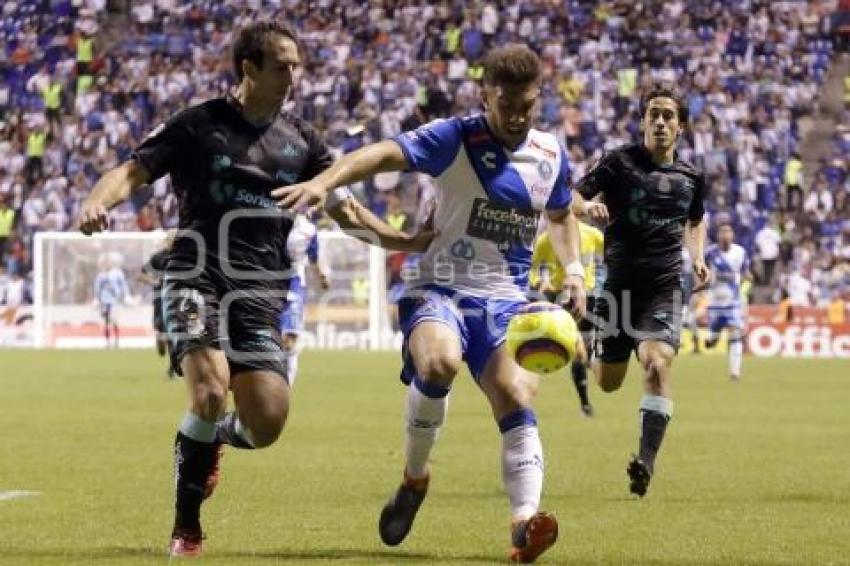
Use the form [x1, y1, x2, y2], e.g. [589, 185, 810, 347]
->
[32, 231, 398, 350]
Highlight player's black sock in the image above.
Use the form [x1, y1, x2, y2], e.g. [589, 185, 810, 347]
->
[215, 412, 255, 449]
[570, 361, 590, 407]
[173, 431, 218, 532]
[638, 410, 670, 475]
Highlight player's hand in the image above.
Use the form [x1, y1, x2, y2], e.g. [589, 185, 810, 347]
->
[272, 179, 329, 211]
[397, 222, 438, 252]
[78, 203, 110, 235]
[558, 275, 586, 319]
[396, 204, 438, 252]
[692, 259, 710, 291]
[583, 201, 609, 225]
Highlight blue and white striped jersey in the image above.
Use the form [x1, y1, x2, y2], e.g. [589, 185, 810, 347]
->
[393, 115, 572, 299]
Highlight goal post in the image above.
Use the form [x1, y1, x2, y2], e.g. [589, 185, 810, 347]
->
[31, 231, 398, 350]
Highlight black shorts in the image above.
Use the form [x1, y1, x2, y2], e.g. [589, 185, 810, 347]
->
[593, 284, 683, 363]
[161, 260, 289, 380]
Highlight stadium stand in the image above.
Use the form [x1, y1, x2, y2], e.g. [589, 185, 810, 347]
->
[0, 0, 848, 309]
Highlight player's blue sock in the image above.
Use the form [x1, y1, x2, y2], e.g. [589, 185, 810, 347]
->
[570, 361, 590, 407]
[638, 395, 673, 475]
[215, 412, 255, 449]
[173, 413, 218, 531]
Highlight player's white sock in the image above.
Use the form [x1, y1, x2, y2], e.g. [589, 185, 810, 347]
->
[404, 376, 449, 479]
[179, 412, 217, 443]
[729, 337, 743, 378]
[500, 409, 543, 521]
[285, 350, 298, 386]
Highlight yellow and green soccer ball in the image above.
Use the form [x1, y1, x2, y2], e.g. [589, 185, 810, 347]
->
[506, 302, 579, 374]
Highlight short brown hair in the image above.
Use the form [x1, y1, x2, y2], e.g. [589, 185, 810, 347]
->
[482, 44, 542, 86]
[232, 20, 300, 81]
[640, 82, 688, 124]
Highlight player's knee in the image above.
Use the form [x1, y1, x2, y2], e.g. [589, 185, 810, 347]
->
[248, 424, 283, 448]
[418, 353, 461, 385]
[597, 377, 620, 393]
[193, 382, 227, 420]
[241, 407, 288, 448]
[641, 354, 670, 389]
[595, 363, 626, 392]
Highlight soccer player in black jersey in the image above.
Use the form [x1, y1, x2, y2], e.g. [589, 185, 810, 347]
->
[575, 83, 710, 497]
[78, 20, 432, 557]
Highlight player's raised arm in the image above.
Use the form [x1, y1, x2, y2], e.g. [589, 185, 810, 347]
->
[78, 160, 150, 235]
[273, 140, 408, 210]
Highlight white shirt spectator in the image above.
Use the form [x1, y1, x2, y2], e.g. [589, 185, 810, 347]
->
[1, 276, 26, 308]
[804, 188, 833, 221]
[756, 225, 781, 261]
[787, 272, 813, 307]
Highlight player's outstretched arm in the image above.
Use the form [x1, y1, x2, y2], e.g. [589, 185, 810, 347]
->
[273, 140, 408, 210]
[78, 160, 151, 235]
[546, 207, 586, 318]
[326, 197, 435, 253]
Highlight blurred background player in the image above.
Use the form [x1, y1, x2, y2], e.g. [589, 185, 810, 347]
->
[275, 44, 585, 563]
[575, 83, 709, 498]
[704, 222, 752, 381]
[139, 236, 176, 379]
[93, 252, 129, 348]
[280, 213, 330, 386]
[530, 214, 604, 417]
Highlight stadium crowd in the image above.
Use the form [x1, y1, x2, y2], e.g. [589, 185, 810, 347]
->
[0, 0, 848, 309]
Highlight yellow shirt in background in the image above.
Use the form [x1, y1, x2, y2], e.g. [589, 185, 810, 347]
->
[530, 222, 604, 293]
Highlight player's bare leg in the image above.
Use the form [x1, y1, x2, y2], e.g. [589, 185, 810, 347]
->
[590, 359, 629, 393]
[225, 370, 291, 449]
[170, 348, 230, 557]
[629, 340, 676, 497]
[379, 321, 459, 546]
[479, 346, 557, 563]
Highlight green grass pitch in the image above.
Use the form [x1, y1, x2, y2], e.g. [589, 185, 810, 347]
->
[0, 350, 848, 565]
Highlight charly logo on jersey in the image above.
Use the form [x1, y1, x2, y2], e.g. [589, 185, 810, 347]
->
[536, 160, 554, 180]
[480, 151, 497, 169]
[466, 198, 538, 247]
[450, 238, 476, 260]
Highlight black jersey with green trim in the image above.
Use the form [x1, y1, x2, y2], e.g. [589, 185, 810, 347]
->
[132, 95, 332, 278]
[576, 143, 705, 289]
